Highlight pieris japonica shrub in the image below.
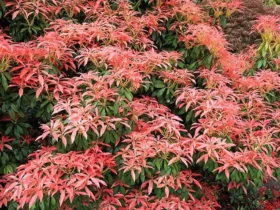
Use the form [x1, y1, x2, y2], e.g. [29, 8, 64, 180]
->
[253, 15, 280, 70]
[0, 0, 279, 209]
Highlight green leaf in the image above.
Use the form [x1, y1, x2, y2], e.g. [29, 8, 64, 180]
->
[156, 88, 165, 98]
[140, 170, 145, 182]
[3, 72, 11, 80]
[0, 0, 6, 12]
[14, 127, 20, 139]
[40, 100, 50, 108]
[5, 125, 13, 135]
[119, 186, 125, 194]
[220, 15, 226, 27]
[163, 160, 168, 171]
[185, 110, 193, 122]
[1, 74, 8, 91]
[113, 102, 119, 115]
[51, 197, 56, 206]
[155, 159, 162, 170]
[47, 103, 53, 114]
[16, 125, 23, 134]
[178, 61, 185, 68]
[154, 80, 165, 88]
[3, 164, 14, 174]
[256, 59, 262, 69]
[188, 62, 197, 70]
[177, 107, 186, 115]
[8, 110, 15, 120]
[11, 104, 18, 112]
[261, 45, 267, 57]
[82, 136, 88, 149]
[124, 89, 133, 101]
[39, 201, 45, 210]
[18, 123, 30, 128]
[100, 108, 106, 116]
[263, 58, 267, 67]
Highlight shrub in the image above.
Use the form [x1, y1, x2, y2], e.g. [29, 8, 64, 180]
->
[0, 0, 279, 209]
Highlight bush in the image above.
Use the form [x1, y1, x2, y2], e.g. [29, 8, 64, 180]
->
[0, 0, 279, 209]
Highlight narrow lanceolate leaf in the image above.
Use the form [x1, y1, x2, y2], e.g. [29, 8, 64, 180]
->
[59, 190, 65, 206]
[131, 170, 136, 182]
[1, 74, 8, 91]
[124, 89, 133, 101]
[28, 194, 38, 209]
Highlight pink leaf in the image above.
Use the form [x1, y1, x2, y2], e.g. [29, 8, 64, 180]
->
[148, 180, 153, 195]
[100, 125, 107, 136]
[131, 170, 136, 182]
[165, 186, 169, 198]
[59, 190, 65, 206]
[28, 194, 38, 209]
[225, 168, 230, 179]
[38, 75, 44, 86]
[36, 87, 43, 98]
[19, 88, 24, 97]
[12, 11, 20, 20]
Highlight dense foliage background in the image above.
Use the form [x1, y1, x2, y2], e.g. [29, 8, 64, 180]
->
[264, 0, 280, 6]
[0, 0, 279, 209]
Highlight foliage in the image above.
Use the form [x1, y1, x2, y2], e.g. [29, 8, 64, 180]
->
[258, 186, 280, 210]
[264, 0, 280, 6]
[253, 15, 280, 70]
[0, 0, 279, 209]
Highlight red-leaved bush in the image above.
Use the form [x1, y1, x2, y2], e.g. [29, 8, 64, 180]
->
[0, 0, 279, 209]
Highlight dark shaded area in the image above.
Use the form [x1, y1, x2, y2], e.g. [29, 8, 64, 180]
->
[0, 17, 9, 29]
